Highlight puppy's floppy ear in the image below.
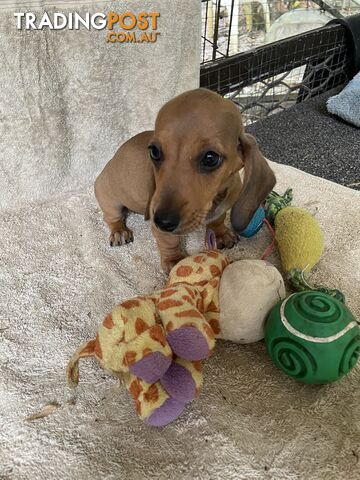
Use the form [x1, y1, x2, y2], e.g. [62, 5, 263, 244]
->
[145, 195, 155, 221]
[231, 133, 276, 233]
[144, 176, 156, 221]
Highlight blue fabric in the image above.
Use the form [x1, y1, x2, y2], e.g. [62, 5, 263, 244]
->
[240, 206, 265, 238]
[327, 72, 360, 127]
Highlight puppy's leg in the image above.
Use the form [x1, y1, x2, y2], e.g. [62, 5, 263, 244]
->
[207, 213, 237, 249]
[104, 204, 134, 247]
[151, 225, 185, 273]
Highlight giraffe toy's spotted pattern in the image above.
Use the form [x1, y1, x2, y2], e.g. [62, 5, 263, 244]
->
[67, 251, 229, 426]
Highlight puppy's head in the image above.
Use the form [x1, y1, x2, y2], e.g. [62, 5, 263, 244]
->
[148, 88, 275, 235]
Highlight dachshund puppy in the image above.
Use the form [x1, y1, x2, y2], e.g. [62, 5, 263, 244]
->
[95, 88, 275, 272]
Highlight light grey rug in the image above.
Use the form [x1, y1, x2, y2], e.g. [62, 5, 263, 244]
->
[1, 161, 359, 480]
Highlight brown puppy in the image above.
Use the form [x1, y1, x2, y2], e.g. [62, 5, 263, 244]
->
[95, 88, 275, 271]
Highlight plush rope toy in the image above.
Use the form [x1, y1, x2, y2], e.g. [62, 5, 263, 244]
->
[67, 251, 285, 426]
[232, 188, 345, 302]
[264, 189, 345, 302]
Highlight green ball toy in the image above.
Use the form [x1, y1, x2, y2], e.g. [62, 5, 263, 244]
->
[265, 291, 360, 384]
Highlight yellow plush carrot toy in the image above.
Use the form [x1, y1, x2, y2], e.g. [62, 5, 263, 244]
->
[264, 189, 345, 302]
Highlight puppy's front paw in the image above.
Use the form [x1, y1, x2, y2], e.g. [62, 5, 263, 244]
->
[109, 227, 134, 247]
[215, 227, 237, 249]
[161, 255, 185, 274]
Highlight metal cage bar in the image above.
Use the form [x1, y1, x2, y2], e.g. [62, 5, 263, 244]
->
[200, 21, 353, 123]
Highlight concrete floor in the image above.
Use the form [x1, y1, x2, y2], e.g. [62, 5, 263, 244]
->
[247, 89, 360, 190]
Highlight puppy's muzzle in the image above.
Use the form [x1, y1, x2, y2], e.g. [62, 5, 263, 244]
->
[153, 209, 180, 233]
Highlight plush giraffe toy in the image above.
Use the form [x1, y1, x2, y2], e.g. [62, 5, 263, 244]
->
[67, 251, 285, 426]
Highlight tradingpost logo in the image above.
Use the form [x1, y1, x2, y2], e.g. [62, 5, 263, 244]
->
[14, 11, 160, 44]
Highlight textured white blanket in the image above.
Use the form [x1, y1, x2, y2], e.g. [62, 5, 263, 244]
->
[0, 0, 200, 212]
[1, 161, 359, 480]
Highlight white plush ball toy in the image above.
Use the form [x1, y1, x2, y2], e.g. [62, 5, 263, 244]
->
[218, 259, 286, 343]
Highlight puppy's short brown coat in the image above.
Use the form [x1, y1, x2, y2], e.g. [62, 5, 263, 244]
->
[95, 88, 275, 271]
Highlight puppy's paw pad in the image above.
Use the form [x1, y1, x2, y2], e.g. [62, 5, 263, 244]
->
[109, 228, 134, 247]
[216, 228, 237, 249]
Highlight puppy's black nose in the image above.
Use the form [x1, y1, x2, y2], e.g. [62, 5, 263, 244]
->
[153, 210, 180, 232]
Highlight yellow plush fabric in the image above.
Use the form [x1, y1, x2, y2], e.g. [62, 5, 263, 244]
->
[122, 373, 170, 421]
[67, 251, 228, 422]
[122, 358, 203, 421]
[275, 207, 324, 272]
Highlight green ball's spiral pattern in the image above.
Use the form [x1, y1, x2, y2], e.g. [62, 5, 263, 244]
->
[269, 338, 316, 379]
[339, 336, 360, 376]
[291, 291, 342, 324]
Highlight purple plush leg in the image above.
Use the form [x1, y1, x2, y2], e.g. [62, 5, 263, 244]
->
[161, 362, 196, 403]
[167, 326, 209, 361]
[144, 398, 186, 427]
[129, 352, 171, 384]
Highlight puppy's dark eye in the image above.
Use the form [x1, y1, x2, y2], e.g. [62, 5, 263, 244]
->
[149, 144, 161, 162]
[200, 151, 223, 172]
